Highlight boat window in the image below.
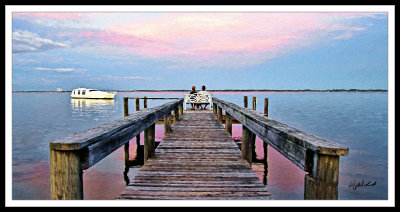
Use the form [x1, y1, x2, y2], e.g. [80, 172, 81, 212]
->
[82, 90, 86, 95]
[89, 89, 97, 92]
[73, 90, 75, 95]
[78, 90, 80, 95]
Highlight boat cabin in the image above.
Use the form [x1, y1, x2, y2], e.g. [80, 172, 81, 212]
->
[71, 88, 116, 99]
[72, 88, 97, 96]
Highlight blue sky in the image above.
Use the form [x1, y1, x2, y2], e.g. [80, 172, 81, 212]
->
[9, 7, 389, 91]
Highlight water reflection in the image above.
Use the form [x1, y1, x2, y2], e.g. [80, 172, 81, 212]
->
[70, 98, 116, 118]
[123, 141, 160, 185]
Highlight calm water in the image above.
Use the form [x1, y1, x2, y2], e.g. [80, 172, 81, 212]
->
[11, 91, 388, 200]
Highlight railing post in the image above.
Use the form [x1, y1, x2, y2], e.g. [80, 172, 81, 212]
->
[144, 124, 155, 162]
[304, 153, 340, 199]
[135, 98, 140, 145]
[225, 112, 232, 135]
[241, 125, 255, 166]
[174, 107, 179, 123]
[217, 106, 223, 123]
[50, 149, 83, 200]
[143, 96, 147, 108]
[123, 97, 130, 170]
[123, 97, 129, 117]
[244, 96, 248, 108]
[252, 97, 257, 111]
[213, 104, 217, 115]
[179, 104, 183, 116]
[263, 141, 268, 185]
[135, 98, 140, 111]
[164, 113, 172, 135]
[264, 98, 268, 117]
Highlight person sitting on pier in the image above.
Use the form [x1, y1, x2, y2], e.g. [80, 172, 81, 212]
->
[190, 86, 197, 110]
[198, 85, 210, 110]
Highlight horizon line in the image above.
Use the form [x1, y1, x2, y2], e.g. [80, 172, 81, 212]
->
[12, 88, 388, 92]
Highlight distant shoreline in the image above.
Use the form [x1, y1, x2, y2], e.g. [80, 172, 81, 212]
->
[12, 89, 388, 93]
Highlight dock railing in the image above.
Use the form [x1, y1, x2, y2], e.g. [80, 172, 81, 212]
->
[49, 98, 184, 200]
[212, 97, 349, 200]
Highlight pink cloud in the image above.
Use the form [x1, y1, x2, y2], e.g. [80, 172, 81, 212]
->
[110, 14, 325, 52]
[98, 13, 341, 65]
[14, 12, 382, 67]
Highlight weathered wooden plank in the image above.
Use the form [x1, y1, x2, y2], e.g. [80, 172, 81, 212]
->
[119, 195, 272, 200]
[129, 182, 266, 188]
[50, 99, 183, 150]
[50, 99, 184, 200]
[213, 98, 348, 156]
[50, 149, 83, 200]
[123, 186, 269, 192]
[130, 179, 264, 186]
[213, 97, 348, 175]
[120, 190, 270, 198]
[119, 110, 270, 200]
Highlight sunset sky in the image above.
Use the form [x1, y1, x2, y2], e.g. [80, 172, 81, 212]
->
[9, 6, 390, 91]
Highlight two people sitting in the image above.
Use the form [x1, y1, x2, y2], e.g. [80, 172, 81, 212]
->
[190, 85, 210, 110]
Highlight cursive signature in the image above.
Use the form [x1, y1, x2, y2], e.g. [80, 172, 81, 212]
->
[348, 179, 377, 190]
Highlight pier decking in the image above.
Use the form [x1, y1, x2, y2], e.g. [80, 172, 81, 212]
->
[119, 110, 271, 200]
[49, 97, 348, 200]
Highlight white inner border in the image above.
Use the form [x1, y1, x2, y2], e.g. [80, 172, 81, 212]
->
[5, 5, 395, 207]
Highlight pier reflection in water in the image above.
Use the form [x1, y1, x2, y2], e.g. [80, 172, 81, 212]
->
[123, 140, 160, 185]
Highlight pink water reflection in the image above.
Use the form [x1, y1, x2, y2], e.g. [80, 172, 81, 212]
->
[12, 161, 50, 200]
[17, 123, 306, 199]
[231, 124, 306, 198]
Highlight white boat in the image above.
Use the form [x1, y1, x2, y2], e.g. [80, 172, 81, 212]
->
[71, 88, 117, 99]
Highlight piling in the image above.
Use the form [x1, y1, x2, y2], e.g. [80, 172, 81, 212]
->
[264, 98, 269, 117]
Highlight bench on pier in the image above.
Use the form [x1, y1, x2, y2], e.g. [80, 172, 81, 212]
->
[184, 93, 212, 110]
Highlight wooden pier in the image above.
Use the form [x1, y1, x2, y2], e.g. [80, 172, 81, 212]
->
[119, 110, 271, 200]
[49, 96, 348, 200]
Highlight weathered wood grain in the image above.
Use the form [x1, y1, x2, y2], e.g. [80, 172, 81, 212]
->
[50, 99, 183, 199]
[50, 149, 83, 200]
[50, 99, 183, 151]
[213, 97, 347, 200]
[213, 98, 348, 156]
[118, 110, 271, 200]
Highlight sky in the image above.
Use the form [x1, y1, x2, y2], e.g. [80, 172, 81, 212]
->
[9, 7, 389, 91]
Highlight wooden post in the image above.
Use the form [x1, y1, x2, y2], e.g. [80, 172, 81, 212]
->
[252, 97, 257, 111]
[123, 97, 129, 117]
[135, 98, 140, 145]
[144, 124, 155, 162]
[213, 104, 217, 115]
[135, 98, 140, 111]
[179, 104, 183, 116]
[241, 125, 255, 166]
[217, 106, 223, 123]
[143, 96, 147, 108]
[124, 141, 130, 165]
[174, 107, 179, 123]
[304, 153, 340, 200]
[225, 112, 232, 135]
[244, 96, 248, 108]
[164, 113, 171, 135]
[50, 149, 83, 200]
[263, 141, 268, 185]
[123, 97, 130, 165]
[264, 98, 269, 117]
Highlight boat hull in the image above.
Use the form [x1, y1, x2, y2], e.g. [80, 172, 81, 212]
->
[71, 88, 116, 99]
[71, 96, 115, 99]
